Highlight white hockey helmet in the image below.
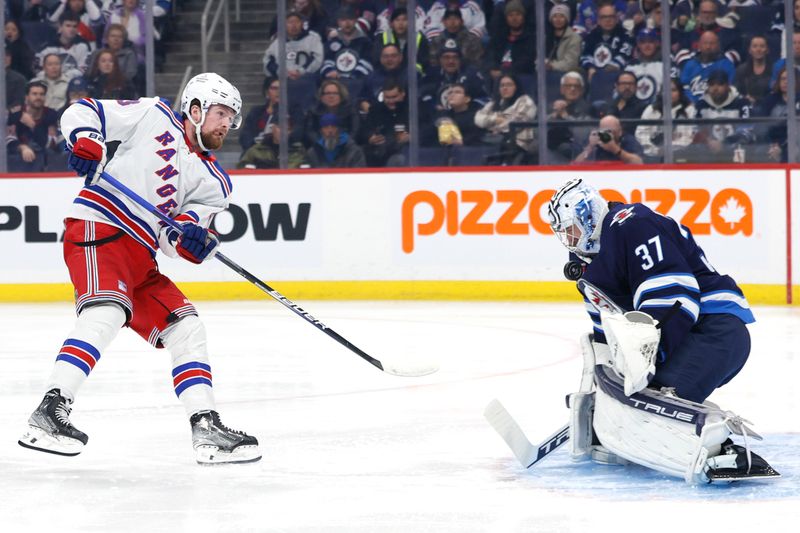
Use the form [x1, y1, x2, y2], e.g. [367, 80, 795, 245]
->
[180, 73, 242, 148]
[547, 178, 609, 259]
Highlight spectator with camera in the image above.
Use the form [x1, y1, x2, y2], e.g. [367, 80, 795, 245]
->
[360, 78, 411, 167]
[572, 114, 644, 164]
[305, 113, 367, 168]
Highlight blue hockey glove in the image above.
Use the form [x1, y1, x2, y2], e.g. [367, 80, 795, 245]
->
[172, 223, 219, 264]
[67, 131, 106, 186]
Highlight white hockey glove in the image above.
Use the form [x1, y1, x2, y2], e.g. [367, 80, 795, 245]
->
[600, 311, 660, 396]
[67, 131, 107, 187]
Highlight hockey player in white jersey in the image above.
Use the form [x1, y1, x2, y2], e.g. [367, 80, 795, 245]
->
[547, 178, 778, 483]
[18, 73, 261, 465]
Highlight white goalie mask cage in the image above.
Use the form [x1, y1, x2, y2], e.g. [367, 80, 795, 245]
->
[180, 72, 243, 135]
[547, 178, 609, 259]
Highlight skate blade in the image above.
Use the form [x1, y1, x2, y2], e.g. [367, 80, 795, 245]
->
[18, 426, 84, 457]
[707, 468, 781, 483]
[195, 444, 262, 465]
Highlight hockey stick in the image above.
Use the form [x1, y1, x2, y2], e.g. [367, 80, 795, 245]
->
[484, 399, 569, 468]
[97, 171, 438, 377]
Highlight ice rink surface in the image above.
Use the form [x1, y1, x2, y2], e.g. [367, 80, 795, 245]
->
[1, 300, 798, 532]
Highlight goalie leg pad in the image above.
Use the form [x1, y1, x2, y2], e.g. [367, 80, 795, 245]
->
[568, 392, 595, 461]
[592, 364, 735, 483]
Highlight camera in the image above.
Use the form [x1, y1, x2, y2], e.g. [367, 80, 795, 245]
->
[598, 129, 613, 143]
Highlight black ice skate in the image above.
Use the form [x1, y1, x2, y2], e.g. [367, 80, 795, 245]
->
[18, 389, 88, 457]
[704, 440, 780, 482]
[190, 410, 261, 465]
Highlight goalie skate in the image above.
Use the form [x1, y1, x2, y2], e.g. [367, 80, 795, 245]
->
[18, 389, 88, 457]
[703, 441, 781, 483]
[190, 410, 261, 465]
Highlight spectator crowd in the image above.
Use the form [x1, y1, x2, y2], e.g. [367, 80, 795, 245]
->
[5, 1, 800, 170]
[241, 0, 800, 168]
[4, 0, 175, 171]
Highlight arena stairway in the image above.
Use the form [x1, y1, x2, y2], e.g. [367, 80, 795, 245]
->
[155, 0, 276, 169]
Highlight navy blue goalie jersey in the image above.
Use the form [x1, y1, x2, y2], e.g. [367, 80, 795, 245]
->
[581, 203, 754, 358]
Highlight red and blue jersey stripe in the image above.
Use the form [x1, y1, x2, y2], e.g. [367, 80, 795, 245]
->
[56, 338, 101, 376]
[201, 157, 233, 198]
[172, 361, 213, 396]
[76, 98, 107, 139]
[75, 185, 159, 255]
[156, 98, 185, 134]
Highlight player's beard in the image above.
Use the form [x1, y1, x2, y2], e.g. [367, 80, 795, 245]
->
[200, 129, 226, 150]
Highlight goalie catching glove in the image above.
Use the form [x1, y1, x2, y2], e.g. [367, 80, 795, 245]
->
[159, 222, 219, 264]
[67, 131, 106, 186]
[600, 310, 660, 396]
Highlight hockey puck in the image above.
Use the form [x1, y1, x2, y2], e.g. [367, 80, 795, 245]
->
[563, 261, 584, 281]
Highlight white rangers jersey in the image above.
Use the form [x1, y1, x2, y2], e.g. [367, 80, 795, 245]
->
[60, 97, 233, 257]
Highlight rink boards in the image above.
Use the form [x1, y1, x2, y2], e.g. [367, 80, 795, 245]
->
[0, 166, 796, 303]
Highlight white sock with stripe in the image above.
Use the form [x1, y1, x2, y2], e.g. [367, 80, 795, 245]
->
[160, 315, 216, 417]
[47, 304, 126, 402]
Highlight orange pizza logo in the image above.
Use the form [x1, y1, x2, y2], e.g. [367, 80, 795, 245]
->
[401, 188, 753, 253]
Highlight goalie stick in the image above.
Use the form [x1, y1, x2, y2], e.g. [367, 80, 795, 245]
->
[97, 171, 437, 377]
[485, 280, 623, 468]
[484, 399, 570, 468]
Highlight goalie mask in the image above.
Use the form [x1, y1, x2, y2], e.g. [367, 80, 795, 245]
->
[547, 178, 608, 259]
[180, 72, 242, 151]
